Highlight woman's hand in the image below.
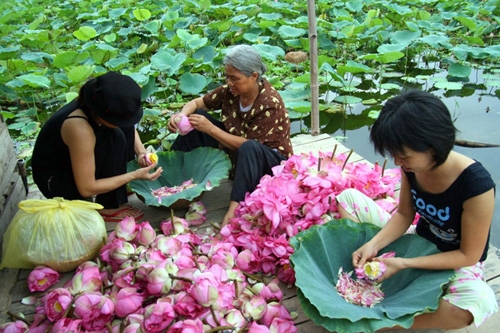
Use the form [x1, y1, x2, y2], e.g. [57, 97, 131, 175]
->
[188, 114, 213, 133]
[133, 163, 163, 181]
[373, 257, 406, 282]
[352, 242, 379, 268]
[167, 115, 179, 133]
[137, 152, 151, 167]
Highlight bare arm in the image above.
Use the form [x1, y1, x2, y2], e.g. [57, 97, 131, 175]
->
[353, 170, 416, 267]
[390, 188, 494, 273]
[188, 113, 247, 151]
[61, 119, 162, 198]
[167, 97, 207, 133]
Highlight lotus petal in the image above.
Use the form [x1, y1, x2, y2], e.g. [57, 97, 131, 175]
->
[127, 147, 231, 209]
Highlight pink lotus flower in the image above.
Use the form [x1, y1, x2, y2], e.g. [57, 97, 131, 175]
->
[247, 321, 271, 333]
[172, 113, 194, 135]
[51, 318, 83, 333]
[241, 294, 267, 321]
[69, 264, 102, 294]
[144, 152, 158, 165]
[172, 292, 205, 319]
[355, 251, 396, 281]
[169, 318, 205, 332]
[41, 288, 73, 322]
[185, 201, 207, 226]
[27, 266, 60, 292]
[146, 260, 178, 296]
[260, 301, 291, 326]
[114, 287, 145, 318]
[0, 320, 29, 333]
[141, 301, 176, 333]
[336, 267, 385, 307]
[189, 271, 220, 307]
[134, 221, 156, 246]
[225, 309, 247, 329]
[115, 216, 138, 241]
[73, 293, 115, 331]
[269, 316, 298, 333]
[160, 216, 189, 235]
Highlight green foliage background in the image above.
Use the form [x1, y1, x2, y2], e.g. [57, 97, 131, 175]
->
[1, 0, 499, 149]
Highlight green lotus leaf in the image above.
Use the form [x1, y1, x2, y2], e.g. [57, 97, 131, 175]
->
[290, 219, 454, 332]
[127, 147, 231, 209]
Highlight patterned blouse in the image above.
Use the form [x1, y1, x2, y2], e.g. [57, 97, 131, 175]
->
[202, 78, 293, 157]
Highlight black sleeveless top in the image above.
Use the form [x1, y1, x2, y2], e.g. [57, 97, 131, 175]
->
[31, 100, 101, 180]
[406, 162, 495, 262]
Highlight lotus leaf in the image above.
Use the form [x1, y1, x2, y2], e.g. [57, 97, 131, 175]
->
[290, 219, 454, 332]
[127, 147, 231, 209]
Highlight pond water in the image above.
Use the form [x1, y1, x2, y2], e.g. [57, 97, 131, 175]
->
[320, 76, 500, 247]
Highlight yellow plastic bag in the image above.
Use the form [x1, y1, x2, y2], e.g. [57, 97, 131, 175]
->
[0, 197, 107, 272]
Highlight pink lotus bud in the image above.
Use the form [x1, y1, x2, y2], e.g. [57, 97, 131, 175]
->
[188, 201, 207, 214]
[0, 320, 29, 333]
[242, 294, 267, 321]
[225, 309, 247, 329]
[185, 211, 206, 226]
[41, 288, 73, 322]
[141, 301, 176, 333]
[189, 272, 219, 307]
[134, 221, 156, 246]
[146, 261, 178, 296]
[69, 265, 102, 294]
[109, 239, 136, 266]
[172, 292, 204, 318]
[235, 249, 259, 273]
[73, 293, 115, 331]
[172, 113, 194, 135]
[116, 216, 138, 241]
[114, 287, 145, 318]
[160, 216, 188, 235]
[51, 318, 83, 333]
[247, 321, 271, 333]
[27, 266, 60, 292]
[270, 316, 298, 333]
[122, 323, 141, 333]
[169, 319, 205, 333]
[144, 152, 158, 165]
[260, 301, 292, 326]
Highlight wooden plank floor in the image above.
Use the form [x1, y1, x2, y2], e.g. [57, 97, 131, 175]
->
[1, 133, 499, 332]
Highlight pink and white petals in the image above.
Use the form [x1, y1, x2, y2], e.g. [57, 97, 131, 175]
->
[27, 266, 60, 292]
[172, 113, 194, 135]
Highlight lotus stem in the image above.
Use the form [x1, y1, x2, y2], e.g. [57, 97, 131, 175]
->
[7, 311, 29, 325]
[341, 149, 354, 170]
[170, 209, 175, 235]
[210, 305, 221, 326]
[317, 157, 322, 172]
[169, 274, 193, 283]
[332, 144, 338, 158]
[381, 158, 388, 177]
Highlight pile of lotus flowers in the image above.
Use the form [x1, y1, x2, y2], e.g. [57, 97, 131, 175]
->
[221, 150, 400, 285]
[8, 216, 297, 333]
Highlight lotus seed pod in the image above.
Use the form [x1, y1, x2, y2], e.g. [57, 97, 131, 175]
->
[363, 261, 386, 280]
[145, 152, 158, 165]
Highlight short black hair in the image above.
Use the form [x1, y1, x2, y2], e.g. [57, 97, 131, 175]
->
[370, 89, 456, 167]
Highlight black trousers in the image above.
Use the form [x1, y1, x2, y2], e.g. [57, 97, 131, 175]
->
[37, 126, 134, 209]
[171, 110, 286, 203]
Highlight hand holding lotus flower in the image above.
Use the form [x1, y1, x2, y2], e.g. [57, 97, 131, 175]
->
[172, 113, 194, 135]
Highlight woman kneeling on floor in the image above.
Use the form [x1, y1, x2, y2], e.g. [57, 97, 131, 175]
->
[32, 71, 163, 222]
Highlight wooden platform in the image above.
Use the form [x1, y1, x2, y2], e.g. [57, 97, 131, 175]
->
[1, 133, 499, 332]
